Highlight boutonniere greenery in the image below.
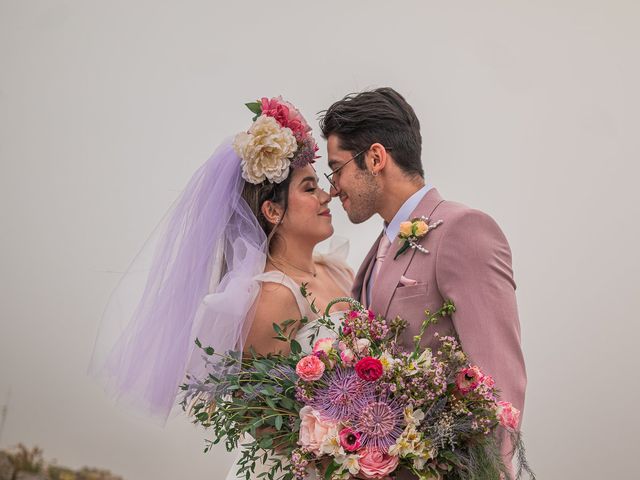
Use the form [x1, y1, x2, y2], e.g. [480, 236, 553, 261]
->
[394, 216, 443, 259]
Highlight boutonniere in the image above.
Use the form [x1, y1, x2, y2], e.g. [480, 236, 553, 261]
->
[394, 216, 443, 259]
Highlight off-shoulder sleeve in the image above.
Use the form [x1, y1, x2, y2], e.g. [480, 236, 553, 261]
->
[314, 236, 355, 295]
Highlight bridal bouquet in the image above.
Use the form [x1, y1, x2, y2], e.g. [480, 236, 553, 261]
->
[181, 296, 533, 480]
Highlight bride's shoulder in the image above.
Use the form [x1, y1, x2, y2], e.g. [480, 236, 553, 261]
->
[246, 280, 302, 356]
[255, 280, 300, 314]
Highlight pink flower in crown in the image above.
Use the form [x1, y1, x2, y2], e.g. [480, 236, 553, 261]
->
[261, 96, 310, 140]
[456, 365, 484, 394]
[496, 401, 520, 431]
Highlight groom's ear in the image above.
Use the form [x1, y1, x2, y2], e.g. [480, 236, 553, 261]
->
[369, 143, 389, 176]
[261, 200, 284, 226]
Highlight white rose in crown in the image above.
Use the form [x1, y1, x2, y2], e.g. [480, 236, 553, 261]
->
[233, 115, 298, 184]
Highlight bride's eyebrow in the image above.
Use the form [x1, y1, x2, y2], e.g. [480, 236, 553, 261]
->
[298, 175, 318, 185]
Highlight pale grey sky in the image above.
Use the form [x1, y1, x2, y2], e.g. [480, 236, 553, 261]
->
[1, 1, 639, 479]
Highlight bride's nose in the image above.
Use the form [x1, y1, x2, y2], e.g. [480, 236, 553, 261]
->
[320, 188, 331, 205]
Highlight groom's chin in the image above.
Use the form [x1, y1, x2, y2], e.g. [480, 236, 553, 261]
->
[346, 211, 373, 225]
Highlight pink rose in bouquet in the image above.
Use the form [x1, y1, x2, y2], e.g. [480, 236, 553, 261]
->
[296, 354, 325, 381]
[355, 357, 384, 381]
[496, 401, 520, 431]
[340, 348, 356, 366]
[313, 337, 334, 355]
[298, 406, 337, 455]
[358, 448, 399, 479]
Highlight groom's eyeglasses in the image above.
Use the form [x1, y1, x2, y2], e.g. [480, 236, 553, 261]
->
[324, 147, 368, 191]
[324, 146, 393, 191]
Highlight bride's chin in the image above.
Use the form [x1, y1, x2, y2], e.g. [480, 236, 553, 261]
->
[320, 224, 334, 240]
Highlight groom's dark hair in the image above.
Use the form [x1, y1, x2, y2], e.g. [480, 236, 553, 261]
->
[319, 87, 424, 178]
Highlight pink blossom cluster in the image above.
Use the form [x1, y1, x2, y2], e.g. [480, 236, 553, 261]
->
[342, 309, 389, 341]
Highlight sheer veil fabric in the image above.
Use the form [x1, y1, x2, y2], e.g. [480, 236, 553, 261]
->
[89, 135, 354, 429]
[89, 139, 269, 422]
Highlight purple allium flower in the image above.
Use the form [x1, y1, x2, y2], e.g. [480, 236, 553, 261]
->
[311, 368, 372, 422]
[352, 393, 405, 452]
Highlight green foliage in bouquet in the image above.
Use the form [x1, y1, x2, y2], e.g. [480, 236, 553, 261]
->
[181, 291, 534, 480]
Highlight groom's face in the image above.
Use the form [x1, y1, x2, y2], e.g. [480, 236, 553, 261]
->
[326, 135, 379, 224]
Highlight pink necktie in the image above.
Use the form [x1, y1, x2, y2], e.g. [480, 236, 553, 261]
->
[371, 235, 392, 287]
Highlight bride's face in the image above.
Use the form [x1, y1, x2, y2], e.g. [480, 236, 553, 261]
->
[279, 164, 333, 244]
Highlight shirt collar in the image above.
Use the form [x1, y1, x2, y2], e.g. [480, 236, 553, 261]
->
[384, 184, 432, 242]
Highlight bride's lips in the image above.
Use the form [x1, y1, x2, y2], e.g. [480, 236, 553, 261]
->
[319, 209, 332, 217]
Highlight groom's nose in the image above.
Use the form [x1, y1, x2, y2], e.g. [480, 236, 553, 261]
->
[329, 184, 340, 197]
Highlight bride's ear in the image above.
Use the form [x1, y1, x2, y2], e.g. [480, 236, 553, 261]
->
[261, 200, 284, 226]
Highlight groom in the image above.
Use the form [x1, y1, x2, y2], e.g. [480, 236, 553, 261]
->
[320, 87, 526, 478]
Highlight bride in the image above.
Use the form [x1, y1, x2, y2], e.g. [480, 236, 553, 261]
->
[89, 96, 353, 478]
[240, 142, 353, 358]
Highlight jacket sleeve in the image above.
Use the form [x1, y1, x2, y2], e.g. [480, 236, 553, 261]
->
[435, 208, 527, 423]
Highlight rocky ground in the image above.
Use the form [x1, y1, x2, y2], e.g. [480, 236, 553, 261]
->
[0, 445, 122, 480]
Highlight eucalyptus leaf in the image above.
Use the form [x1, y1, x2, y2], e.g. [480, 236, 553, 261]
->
[290, 340, 302, 354]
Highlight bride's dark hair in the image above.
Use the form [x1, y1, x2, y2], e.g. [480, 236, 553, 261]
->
[241, 175, 293, 250]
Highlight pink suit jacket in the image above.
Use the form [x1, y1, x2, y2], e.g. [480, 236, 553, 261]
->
[352, 188, 526, 478]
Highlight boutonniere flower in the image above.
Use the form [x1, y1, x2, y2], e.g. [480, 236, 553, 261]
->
[394, 216, 443, 259]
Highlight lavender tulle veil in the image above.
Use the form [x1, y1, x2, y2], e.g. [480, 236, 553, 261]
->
[89, 139, 267, 422]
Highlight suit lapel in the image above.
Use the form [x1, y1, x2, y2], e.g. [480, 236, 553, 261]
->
[370, 236, 418, 317]
[370, 188, 445, 317]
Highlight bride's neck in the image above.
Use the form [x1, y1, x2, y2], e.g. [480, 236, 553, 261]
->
[269, 236, 316, 274]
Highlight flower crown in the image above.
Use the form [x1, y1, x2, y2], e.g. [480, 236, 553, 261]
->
[233, 97, 319, 185]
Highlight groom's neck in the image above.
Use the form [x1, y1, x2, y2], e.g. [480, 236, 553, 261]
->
[378, 177, 425, 224]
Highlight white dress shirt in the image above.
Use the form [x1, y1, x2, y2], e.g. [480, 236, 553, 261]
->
[366, 184, 432, 304]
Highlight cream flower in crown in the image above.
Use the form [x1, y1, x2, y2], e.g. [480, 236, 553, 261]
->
[233, 115, 297, 184]
[233, 97, 319, 184]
